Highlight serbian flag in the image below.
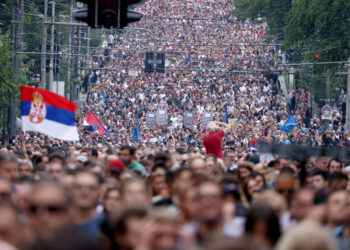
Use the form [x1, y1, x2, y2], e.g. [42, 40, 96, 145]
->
[21, 86, 79, 141]
[84, 111, 107, 134]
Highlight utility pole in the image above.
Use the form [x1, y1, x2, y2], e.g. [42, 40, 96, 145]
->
[49, 1, 55, 92]
[8, 5, 17, 139]
[67, 0, 74, 100]
[56, 12, 60, 93]
[325, 69, 331, 131]
[87, 27, 90, 64]
[346, 56, 350, 131]
[19, 0, 24, 68]
[77, 26, 81, 95]
[326, 69, 330, 103]
[41, 0, 48, 89]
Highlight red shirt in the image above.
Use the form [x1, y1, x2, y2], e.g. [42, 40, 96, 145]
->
[203, 130, 225, 158]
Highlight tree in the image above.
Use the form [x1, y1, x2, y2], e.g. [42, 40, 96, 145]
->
[284, 0, 350, 103]
[234, 0, 292, 40]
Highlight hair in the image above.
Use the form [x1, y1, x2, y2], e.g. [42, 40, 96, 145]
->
[149, 207, 179, 224]
[18, 159, 34, 170]
[327, 158, 342, 170]
[275, 221, 336, 250]
[311, 169, 329, 180]
[120, 145, 135, 156]
[223, 149, 235, 157]
[120, 177, 146, 194]
[328, 172, 348, 186]
[31, 181, 71, 206]
[238, 161, 253, 172]
[109, 204, 148, 235]
[103, 186, 120, 200]
[90, 148, 99, 158]
[245, 202, 281, 245]
[49, 152, 65, 164]
[253, 190, 287, 217]
[0, 153, 17, 167]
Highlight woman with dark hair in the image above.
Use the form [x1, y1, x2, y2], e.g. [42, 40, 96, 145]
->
[250, 171, 267, 191]
[244, 202, 281, 248]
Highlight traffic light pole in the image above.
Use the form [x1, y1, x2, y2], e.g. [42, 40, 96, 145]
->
[346, 56, 350, 131]
[41, 0, 48, 89]
[49, 1, 55, 91]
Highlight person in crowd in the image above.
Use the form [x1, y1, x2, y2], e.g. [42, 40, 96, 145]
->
[203, 121, 231, 159]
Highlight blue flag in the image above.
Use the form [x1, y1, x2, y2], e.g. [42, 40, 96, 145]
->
[280, 116, 298, 133]
[132, 120, 140, 143]
[225, 106, 228, 138]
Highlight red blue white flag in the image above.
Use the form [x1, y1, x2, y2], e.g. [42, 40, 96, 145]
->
[21, 86, 79, 141]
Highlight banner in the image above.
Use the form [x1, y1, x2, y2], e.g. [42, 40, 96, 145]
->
[146, 110, 157, 128]
[156, 107, 168, 126]
[184, 110, 196, 128]
[202, 111, 214, 126]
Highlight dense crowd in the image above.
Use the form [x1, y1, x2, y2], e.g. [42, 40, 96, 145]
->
[1, 0, 350, 249]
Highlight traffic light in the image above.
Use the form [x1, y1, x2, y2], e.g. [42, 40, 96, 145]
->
[73, 0, 97, 28]
[73, 0, 142, 29]
[120, 0, 143, 29]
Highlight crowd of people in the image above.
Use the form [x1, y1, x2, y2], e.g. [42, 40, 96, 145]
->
[1, 0, 350, 249]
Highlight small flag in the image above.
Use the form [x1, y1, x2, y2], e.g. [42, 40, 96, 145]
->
[225, 106, 229, 138]
[280, 116, 298, 133]
[84, 111, 107, 134]
[132, 120, 140, 143]
[21, 86, 79, 141]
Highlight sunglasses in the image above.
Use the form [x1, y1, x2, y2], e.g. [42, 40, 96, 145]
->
[29, 204, 66, 214]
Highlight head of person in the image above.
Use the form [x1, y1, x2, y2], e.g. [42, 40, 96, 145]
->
[0, 178, 12, 203]
[173, 168, 193, 192]
[120, 177, 148, 204]
[311, 170, 328, 191]
[18, 159, 33, 178]
[108, 159, 125, 180]
[110, 204, 148, 249]
[71, 171, 101, 210]
[328, 172, 348, 193]
[207, 121, 218, 133]
[103, 187, 120, 214]
[254, 190, 287, 218]
[190, 157, 206, 174]
[0, 203, 21, 248]
[223, 150, 235, 168]
[49, 152, 65, 166]
[27, 181, 71, 240]
[196, 180, 223, 225]
[148, 208, 180, 250]
[150, 172, 171, 198]
[245, 202, 281, 247]
[0, 153, 18, 183]
[205, 154, 218, 170]
[275, 170, 295, 205]
[47, 162, 65, 180]
[250, 171, 266, 190]
[326, 190, 349, 228]
[327, 158, 342, 174]
[88, 148, 98, 160]
[315, 156, 330, 171]
[120, 145, 135, 167]
[179, 185, 199, 222]
[237, 161, 253, 184]
[290, 188, 315, 222]
[275, 221, 336, 250]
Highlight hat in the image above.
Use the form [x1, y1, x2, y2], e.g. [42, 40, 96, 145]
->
[77, 155, 88, 163]
[109, 159, 124, 173]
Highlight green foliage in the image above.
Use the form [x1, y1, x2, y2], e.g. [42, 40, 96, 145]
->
[0, 33, 16, 105]
[234, 0, 292, 40]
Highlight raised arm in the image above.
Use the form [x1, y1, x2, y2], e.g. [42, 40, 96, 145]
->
[216, 121, 231, 134]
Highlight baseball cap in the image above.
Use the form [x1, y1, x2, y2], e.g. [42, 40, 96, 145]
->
[109, 159, 124, 173]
